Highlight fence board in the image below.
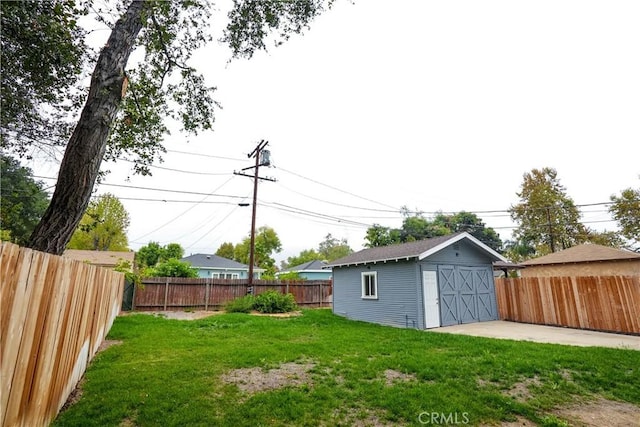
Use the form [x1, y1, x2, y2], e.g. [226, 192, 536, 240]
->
[134, 278, 332, 311]
[495, 275, 640, 334]
[0, 242, 124, 427]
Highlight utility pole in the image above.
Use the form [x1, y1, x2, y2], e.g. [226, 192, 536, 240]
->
[233, 140, 275, 285]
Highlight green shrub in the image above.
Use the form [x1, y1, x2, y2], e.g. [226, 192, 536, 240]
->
[276, 271, 302, 280]
[224, 295, 256, 313]
[253, 290, 298, 313]
[145, 258, 198, 278]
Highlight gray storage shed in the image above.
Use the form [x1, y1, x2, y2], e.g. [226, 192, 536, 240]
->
[327, 232, 508, 329]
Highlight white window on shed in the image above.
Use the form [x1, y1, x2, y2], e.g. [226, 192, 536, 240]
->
[361, 271, 378, 299]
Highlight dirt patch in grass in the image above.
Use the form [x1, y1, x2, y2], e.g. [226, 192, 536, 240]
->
[553, 397, 640, 427]
[249, 310, 303, 318]
[489, 416, 538, 426]
[382, 369, 416, 386]
[504, 376, 542, 402]
[220, 362, 315, 393]
[118, 417, 137, 427]
[330, 407, 402, 427]
[121, 310, 223, 320]
[487, 397, 640, 427]
[121, 310, 302, 320]
[98, 339, 123, 352]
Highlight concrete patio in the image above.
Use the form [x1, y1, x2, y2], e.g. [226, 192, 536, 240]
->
[429, 320, 640, 351]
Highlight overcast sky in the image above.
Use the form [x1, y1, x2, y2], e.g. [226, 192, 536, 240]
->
[29, 0, 640, 264]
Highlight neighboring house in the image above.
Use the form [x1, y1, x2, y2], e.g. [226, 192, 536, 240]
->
[275, 260, 332, 280]
[181, 253, 264, 279]
[328, 232, 508, 330]
[520, 244, 640, 277]
[63, 249, 135, 269]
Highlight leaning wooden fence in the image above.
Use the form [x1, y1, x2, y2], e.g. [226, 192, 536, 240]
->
[495, 275, 640, 334]
[1, 242, 124, 427]
[133, 277, 332, 311]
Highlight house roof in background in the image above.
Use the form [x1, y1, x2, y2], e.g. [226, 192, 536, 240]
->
[181, 253, 264, 271]
[280, 260, 329, 272]
[521, 244, 640, 266]
[63, 250, 134, 267]
[327, 232, 507, 268]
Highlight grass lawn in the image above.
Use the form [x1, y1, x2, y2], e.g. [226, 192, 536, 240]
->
[53, 309, 640, 426]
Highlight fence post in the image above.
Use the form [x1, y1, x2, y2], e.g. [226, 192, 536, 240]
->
[132, 281, 136, 311]
[205, 279, 209, 311]
[163, 277, 169, 311]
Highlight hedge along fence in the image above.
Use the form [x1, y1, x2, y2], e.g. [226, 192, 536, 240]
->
[1, 242, 124, 427]
[495, 275, 640, 334]
[133, 277, 333, 311]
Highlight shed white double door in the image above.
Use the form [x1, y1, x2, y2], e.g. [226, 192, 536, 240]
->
[422, 266, 497, 328]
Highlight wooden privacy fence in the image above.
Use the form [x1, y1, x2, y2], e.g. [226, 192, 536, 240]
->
[134, 277, 333, 311]
[495, 275, 640, 334]
[1, 242, 124, 427]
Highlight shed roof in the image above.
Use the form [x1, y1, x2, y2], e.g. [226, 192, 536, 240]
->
[327, 232, 507, 268]
[181, 253, 258, 270]
[63, 249, 135, 267]
[280, 260, 329, 272]
[521, 244, 640, 266]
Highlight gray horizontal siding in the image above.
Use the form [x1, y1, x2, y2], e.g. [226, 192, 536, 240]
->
[424, 239, 494, 265]
[333, 260, 421, 329]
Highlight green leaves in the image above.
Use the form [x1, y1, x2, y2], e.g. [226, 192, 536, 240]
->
[283, 234, 352, 269]
[233, 226, 282, 269]
[67, 193, 130, 251]
[318, 233, 352, 261]
[509, 168, 586, 256]
[106, 0, 217, 174]
[1, 0, 88, 156]
[136, 241, 186, 268]
[224, 294, 256, 313]
[609, 183, 640, 245]
[0, 156, 50, 245]
[146, 258, 198, 278]
[364, 212, 502, 251]
[253, 290, 298, 313]
[222, 0, 332, 59]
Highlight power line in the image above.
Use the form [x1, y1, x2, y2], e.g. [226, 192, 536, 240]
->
[114, 197, 240, 204]
[29, 174, 625, 217]
[275, 166, 402, 211]
[165, 149, 245, 162]
[275, 181, 400, 213]
[130, 175, 238, 242]
[31, 174, 630, 244]
[182, 204, 245, 251]
[132, 151, 617, 217]
[117, 158, 233, 176]
[261, 205, 372, 230]
[33, 175, 245, 199]
[261, 201, 373, 228]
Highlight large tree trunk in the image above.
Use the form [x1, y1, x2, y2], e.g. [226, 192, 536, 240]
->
[28, 1, 146, 254]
